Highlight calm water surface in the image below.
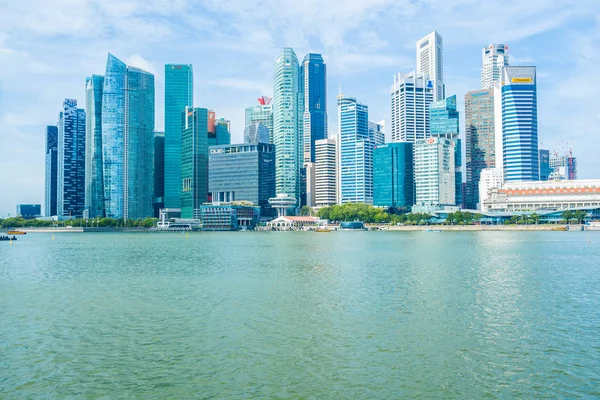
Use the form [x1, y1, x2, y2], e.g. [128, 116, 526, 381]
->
[1, 231, 599, 398]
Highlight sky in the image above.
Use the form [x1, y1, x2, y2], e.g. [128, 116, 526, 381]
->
[0, 0, 599, 217]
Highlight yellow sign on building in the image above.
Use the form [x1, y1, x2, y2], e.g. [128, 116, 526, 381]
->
[511, 77, 533, 83]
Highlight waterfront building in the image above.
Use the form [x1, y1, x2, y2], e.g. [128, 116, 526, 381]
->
[481, 44, 509, 89]
[501, 66, 539, 181]
[164, 64, 193, 210]
[301, 53, 327, 164]
[154, 131, 165, 217]
[84, 74, 105, 218]
[266, 215, 321, 230]
[373, 142, 414, 209]
[416, 31, 444, 101]
[414, 137, 455, 207]
[539, 149, 551, 181]
[44, 125, 58, 216]
[245, 96, 274, 144]
[102, 53, 155, 219]
[315, 138, 337, 207]
[369, 121, 385, 145]
[390, 71, 434, 142]
[244, 122, 270, 144]
[209, 143, 276, 217]
[199, 203, 261, 231]
[57, 99, 86, 218]
[478, 167, 504, 211]
[465, 89, 497, 209]
[549, 154, 577, 181]
[181, 107, 208, 219]
[273, 48, 302, 208]
[338, 93, 372, 204]
[16, 204, 41, 219]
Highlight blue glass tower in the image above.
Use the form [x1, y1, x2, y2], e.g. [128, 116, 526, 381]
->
[85, 74, 105, 218]
[373, 142, 414, 208]
[44, 125, 58, 216]
[539, 149, 551, 181]
[301, 53, 327, 164]
[502, 66, 539, 181]
[181, 107, 208, 219]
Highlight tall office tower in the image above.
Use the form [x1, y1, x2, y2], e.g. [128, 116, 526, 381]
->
[57, 99, 86, 217]
[549, 154, 577, 180]
[245, 96, 274, 143]
[390, 72, 434, 142]
[273, 48, 302, 208]
[416, 31, 444, 101]
[315, 138, 337, 207]
[164, 64, 193, 210]
[501, 66, 539, 181]
[301, 53, 327, 164]
[369, 121, 385, 145]
[181, 107, 208, 219]
[244, 122, 270, 144]
[373, 142, 414, 209]
[338, 93, 372, 204]
[154, 131, 165, 217]
[481, 44, 509, 89]
[539, 149, 551, 180]
[465, 89, 497, 209]
[85, 74, 105, 218]
[414, 137, 456, 207]
[214, 118, 231, 146]
[102, 53, 155, 219]
[44, 125, 59, 216]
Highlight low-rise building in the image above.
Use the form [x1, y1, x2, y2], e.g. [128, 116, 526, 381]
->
[16, 204, 42, 219]
[266, 216, 321, 230]
[199, 202, 260, 231]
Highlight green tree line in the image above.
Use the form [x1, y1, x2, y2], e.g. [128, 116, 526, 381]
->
[0, 217, 157, 229]
[313, 203, 433, 225]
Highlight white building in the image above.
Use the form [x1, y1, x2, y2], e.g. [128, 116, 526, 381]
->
[481, 44, 509, 89]
[390, 71, 434, 142]
[416, 31, 444, 101]
[315, 138, 337, 207]
[368, 120, 385, 145]
[414, 137, 456, 207]
[478, 168, 504, 211]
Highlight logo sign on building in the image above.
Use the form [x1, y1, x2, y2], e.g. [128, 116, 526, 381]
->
[210, 148, 224, 155]
[427, 138, 436, 144]
[511, 77, 533, 83]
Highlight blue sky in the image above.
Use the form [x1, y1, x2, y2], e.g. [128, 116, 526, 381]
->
[0, 0, 599, 217]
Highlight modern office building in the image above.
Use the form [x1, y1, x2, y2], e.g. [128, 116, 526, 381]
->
[549, 154, 577, 181]
[102, 53, 155, 219]
[245, 96, 274, 144]
[478, 167, 504, 211]
[273, 47, 302, 208]
[16, 204, 41, 219]
[416, 31, 444, 101]
[57, 99, 86, 218]
[244, 122, 270, 144]
[502, 66, 539, 181]
[414, 137, 456, 207]
[303, 162, 316, 207]
[465, 89, 497, 209]
[44, 125, 59, 216]
[390, 71, 434, 142]
[209, 143, 276, 217]
[301, 53, 327, 164]
[84, 74, 105, 218]
[212, 118, 231, 146]
[539, 149, 551, 181]
[369, 121, 385, 145]
[481, 44, 509, 89]
[164, 64, 193, 210]
[373, 142, 414, 209]
[338, 93, 373, 204]
[154, 131, 165, 217]
[200, 203, 261, 231]
[315, 138, 337, 207]
[181, 107, 208, 219]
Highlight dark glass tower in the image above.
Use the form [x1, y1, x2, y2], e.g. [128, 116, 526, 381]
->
[373, 142, 414, 208]
[301, 53, 327, 164]
[44, 125, 59, 216]
[85, 74, 105, 218]
[181, 107, 208, 219]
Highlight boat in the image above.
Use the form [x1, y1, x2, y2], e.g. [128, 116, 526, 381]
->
[424, 229, 441, 232]
[551, 226, 567, 231]
[0, 235, 17, 241]
[7, 230, 26, 235]
[315, 227, 330, 232]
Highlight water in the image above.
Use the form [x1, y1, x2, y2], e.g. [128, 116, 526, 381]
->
[1, 231, 599, 398]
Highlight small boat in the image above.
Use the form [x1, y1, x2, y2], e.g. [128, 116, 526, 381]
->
[551, 227, 567, 231]
[0, 235, 17, 241]
[424, 229, 441, 233]
[7, 230, 26, 235]
[315, 227, 330, 232]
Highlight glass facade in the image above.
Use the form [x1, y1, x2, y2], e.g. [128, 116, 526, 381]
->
[539, 149, 551, 180]
[390, 72, 434, 142]
[244, 123, 269, 144]
[44, 125, 58, 216]
[181, 107, 208, 219]
[200, 204, 261, 231]
[16, 204, 41, 219]
[154, 131, 165, 217]
[85, 74, 105, 218]
[245, 97, 273, 144]
[164, 64, 193, 209]
[373, 142, 414, 208]
[414, 137, 456, 206]
[301, 53, 327, 164]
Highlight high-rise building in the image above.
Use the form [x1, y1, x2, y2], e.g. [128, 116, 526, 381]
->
[181, 107, 208, 219]
[57, 99, 86, 218]
[465, 89, 497, 209]
[244, 122, 270, 144]
[154, 131, 165, 217]
[16, 204, 41, 219]
[549, 154, 577, 181]
[501, 66, 539, 181]
[414, 137, 456, 207]
[44, 125, 58, 216]
[245, 96, 273, 143]
[209, 143, 276, 217]
[373, 142, 414, 209]
[164, 64, 193, 210]
[214, 118, 231, 146]
[539, 149, 551, 181]
[301, 53, 327, 164]
[338, 93, 372, 204]
[85, 74, 105, 218]
[315, 138, 337, 207]
[390, 71, 434, 142]
[416, 31, 444, 101]
[481, 44, 509, 89]
[102, 53, 155, 219]
[369, 121, 385, 145]
[273, 48, 302, 208]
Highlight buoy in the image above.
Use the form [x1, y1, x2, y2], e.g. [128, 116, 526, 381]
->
[9, 238, 12, 245]
[52, 235, 55, 241]
[185, 232, 189, 239]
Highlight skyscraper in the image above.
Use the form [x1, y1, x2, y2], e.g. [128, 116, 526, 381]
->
[481, 44, 509, 89]
[301, 53, 327, 164]
[44, 125, 58, 216]
[102, 53, 155, 219]
[549, 154, 577, 180]
[315, 138, 337, 207]
[501, 66, 539, 181]
[164, 64, 193, 210]
[338, 93, 372, 204]
[214, 118, 231, 146]
[539, 149, 551, 181]
[273, 48, 302, 208]
[373, 142, 414, 209]
[414, 137, 456, 207]
[390, 71, 434, 142]
[181, 107, 208, 219]
[416, 31, 444, 101]
[244, 123, 270, 144]
[85, 74, 105, 218]
[154, 131, 165, 217]
[245, 96, 273, 143]
[368, 121, 385, 145]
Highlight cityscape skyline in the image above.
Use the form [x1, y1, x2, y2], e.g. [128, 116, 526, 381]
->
[1, 1, 599, 217]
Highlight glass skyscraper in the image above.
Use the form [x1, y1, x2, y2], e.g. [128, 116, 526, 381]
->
[301, 53, 327, 164]
[244, 123, 269, 144]
[501, 66, 539, 181]
[212, 118, 231, 147]
[57, 99, 86, 217]
[181, 107, 208, 219]
[85, 74, 105, 218]
[154, 131, 165, 217]
[245, 96, 273, 144]
[44, 125, 58, 216]
[102, 53, 155, 219]
[373, 142, 414, 209]
[539, 149, 551, 181]
[390, 72, 434, 142]
[481, 44, 509, 89]
[164, 64, 193, 210]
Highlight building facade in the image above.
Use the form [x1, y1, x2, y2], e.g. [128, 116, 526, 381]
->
[416, 30, 444, 101]
[211, 118, 231, 147]
[244, 122, 270, 144]
[549, 155, 577, 181]
[539, 149, 551, 181]
[315, 138, 337, 207]
[478, 167, 504, 211]
[369, 121, 385, 145]
[84, 74, 105, 218]
[245, 96, 273, 144]
[16, 204, 41, 219]
[414, 137, 456, 207]
[301, 53, 327, 164]
[481, 44, 509, 89]
[181, 107, 208, 219]
[44, 125, 59, 216]
[373, 142, 414, 209]
[154, 131, 165, 217]
[390, 72, 434, 142]
[200, 203, 261, 231]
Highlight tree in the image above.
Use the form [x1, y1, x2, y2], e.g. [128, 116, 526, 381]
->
[573, 210, 587, 224]
[530, 212, 540, 225]
[300, 206, 314, 216]
[561, 210, 574, 224]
